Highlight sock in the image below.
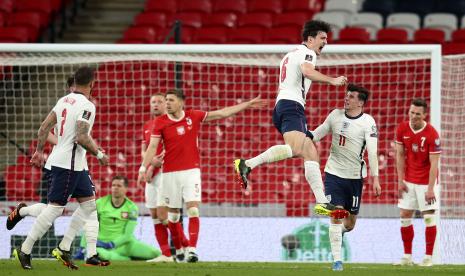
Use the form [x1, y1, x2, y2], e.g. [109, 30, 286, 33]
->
[167, 212, 182, 250]
[154, 220, 171, 256]
[59, 200, 96, 251]
[84, 210, 99, 258]
[188, 217, 200, 248]
[178, 223, 190, 248]
[329, 223, 343, 262]
[245, 144, 292, 170]
[401, 225, 414, 255]
[21, 204, 64, 254]
[304, 161, 329, 203]
[19, 203, 47, 217]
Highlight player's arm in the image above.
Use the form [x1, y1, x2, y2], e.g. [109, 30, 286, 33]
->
[311, 111, 334, 142]
[31, 111, 57, 167]
[426, 153, 440, 203]
[138, 136, 161, 183]
[47, 132, 57, 146]
[365, 126, 381, 197]
[76, 121, 108, 165]
[395, 142, 407, 196]
[300, 63, 347, 86]
[204, 96, 266, 122]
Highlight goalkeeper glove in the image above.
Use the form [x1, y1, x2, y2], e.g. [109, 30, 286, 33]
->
[96, 240, 115, 249]
[73, 247, 86, 260]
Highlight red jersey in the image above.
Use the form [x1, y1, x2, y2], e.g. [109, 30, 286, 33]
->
[151, 110, 207, 173]
[395, 121, 441, 185]
[143, 118, 163, 175]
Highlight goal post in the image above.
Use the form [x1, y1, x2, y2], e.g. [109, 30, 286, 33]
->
[1, 43, 462, 264]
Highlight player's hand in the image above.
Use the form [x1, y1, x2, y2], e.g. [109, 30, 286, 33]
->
[248, 95, 268, 109]
[151, 150, 165, 168]
[373, 177, 381, 197]
[96, 240, 115, 249]
[137, 169, 147, 186]
[30, 151, 45, 167]
[330, 76, 348, 86]
[425, 188, 436, 205]
[398, 180, 408, 198]
[98, 153, 109, 166]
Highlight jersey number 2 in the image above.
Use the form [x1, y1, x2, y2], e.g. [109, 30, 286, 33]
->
[339, 135, 346, 146]
[59, 108, 67, 136]
[280, 57, 289, 82]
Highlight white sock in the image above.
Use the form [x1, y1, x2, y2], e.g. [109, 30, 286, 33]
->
[59, 200, 96, 251]
[304, 161, 329, 203]
[19, 203, 47, 217]
[245, 144, 292, 170]
[329, 223, 343, 262]
[21, 204, 64, 254]
[84, 210, 99, 258]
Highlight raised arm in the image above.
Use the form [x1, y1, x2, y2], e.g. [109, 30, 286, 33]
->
[204, 96, 266, 122]
[300, 63, 347, 86]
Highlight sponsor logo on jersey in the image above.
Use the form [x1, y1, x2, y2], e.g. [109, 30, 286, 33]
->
[82, 110, 92, 120]
[176, 126, 185, 135]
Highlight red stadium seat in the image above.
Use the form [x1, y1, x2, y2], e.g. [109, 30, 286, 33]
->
[264, 26, 301, 44]
[14, 0, 52, 28]
[273, 12, 310, 28]
[202, 12, 237, 28]
[8, 12, 41, 41]
[170, 12, 203, 29]
[283, 0, 324, 13]
[144, 0, 176, 15]
[247, 0, 282, 14]
[5, 165, 41, 201]
[414, 29, 445, 44]
[0, 0, 13, 15]
[133, 12, 167, 29]
[376, 28, 408, 43]
[443, 42, 465, 54]
[237, 12, 273, 28]
[452, 29, 465, 42]
[213, 0, 247, 14]
[0, 27, 29, 42]
[120, 27, 156, 44]
[177, 0, 212, 14]
[228, 26, 266, 43]
[193, 27, 228, 44]
[337, 27, 370, 44]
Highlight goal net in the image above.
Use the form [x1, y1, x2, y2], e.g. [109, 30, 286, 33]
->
[0, 44, 462, 263]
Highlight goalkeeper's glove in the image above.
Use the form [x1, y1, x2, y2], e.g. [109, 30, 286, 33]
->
[96, 240, 115, 249]
[73, 247, 86, 260]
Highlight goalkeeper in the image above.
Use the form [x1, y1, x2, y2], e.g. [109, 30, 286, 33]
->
[76, 175, 161, 261]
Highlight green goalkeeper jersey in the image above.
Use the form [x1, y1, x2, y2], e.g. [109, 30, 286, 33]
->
[97, 195, 139, 246]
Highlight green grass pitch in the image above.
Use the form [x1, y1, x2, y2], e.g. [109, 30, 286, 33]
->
[1, 260, 465, 276]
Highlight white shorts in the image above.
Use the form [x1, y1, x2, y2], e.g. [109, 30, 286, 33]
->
[161, 168, 201, 208]
[398, 181, 439, 212]
[145, 172, 165, 208]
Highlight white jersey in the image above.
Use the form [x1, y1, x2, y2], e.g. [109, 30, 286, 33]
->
[312, 109, 379, 179]
[276, 44, 317, 107]
[46, 92, 96, 171]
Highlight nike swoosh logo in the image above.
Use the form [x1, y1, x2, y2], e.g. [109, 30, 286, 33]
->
[403, 136, 410, 139]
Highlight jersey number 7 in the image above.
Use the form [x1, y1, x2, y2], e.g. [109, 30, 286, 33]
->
[59, 108, 67, 136]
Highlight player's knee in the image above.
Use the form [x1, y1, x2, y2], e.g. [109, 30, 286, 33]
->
[79, 199, 96, 215]
[423, 214, 436, 227]
[187, 207, 199, 218]
[400, 218, 412, 227]
[168, 212, 180, 223]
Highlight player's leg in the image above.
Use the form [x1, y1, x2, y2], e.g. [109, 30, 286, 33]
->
[6, 202, 46, 230]
[396, 181, 417, 265]
[126, 239, 162, 260]
[164, 172, 185, 260]
[183, 168, 202, 263]
[16, 167, 71, 269]
[96, 247, 131, 261]
[417, 183, 439, 267]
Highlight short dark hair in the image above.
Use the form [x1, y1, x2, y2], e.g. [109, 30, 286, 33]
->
[302, 20, 331, 41]
[74, 66, 95, 86]
[66, 75, 74, 89]
[165, 89, 185, 100]
[347, 83, 369, 103]
[411, 98, 428, 112]
[111, 175, 129, 187]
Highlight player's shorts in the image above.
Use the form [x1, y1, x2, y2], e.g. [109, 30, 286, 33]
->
[324, 172, 363, 215]
[272, 99, 313, 138]
[145, 172, 165, 209]
[48, 166, 95, 206]
[161, 168, 201, 209]
[398, 180, 439, 212]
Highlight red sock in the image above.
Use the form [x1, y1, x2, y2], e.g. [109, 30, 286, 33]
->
[425, 226, 437, 255]
[155, 223, 171, 256]
[401, 225, 414, 254]
[177, 222, 190, 248]
[189, 217, 200, 247]
[167, 221, 182, 250]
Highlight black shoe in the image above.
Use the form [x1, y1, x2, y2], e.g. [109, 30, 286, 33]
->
[6, 203, 27, 230]
[85, 254, 110, 266]
[186, 250, 198, 263]
[13, 248, 32, 270]
[234, 159, 251, 189]
[52, 247, 78, 270]
[175, 249, 185, 262]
